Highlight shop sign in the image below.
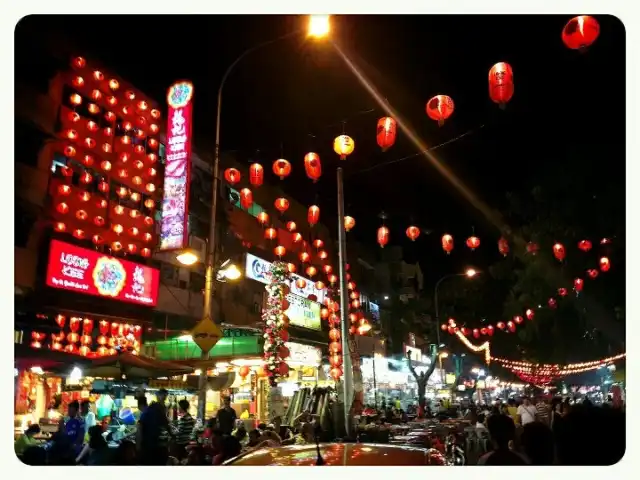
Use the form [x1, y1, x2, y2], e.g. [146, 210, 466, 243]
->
[160, 80, 194, 251]
[245, 253, 326, 303]
[283, 293, 321, 331]
[191, 317, 223, 353]
[445, 373, 457, 385]
[45, 239, 160, 306]
[149, 379, 188, 390]
[369, 302, 380, 321]
[285, 342, 322, 365]
[223, 328, 259, 338]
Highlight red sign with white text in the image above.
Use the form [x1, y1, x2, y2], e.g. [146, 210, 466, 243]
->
[160, 81, 194, 251]
[46, 239, 160, 306]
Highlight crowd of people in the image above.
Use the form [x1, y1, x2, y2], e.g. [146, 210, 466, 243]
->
[15, 389, 323, 466]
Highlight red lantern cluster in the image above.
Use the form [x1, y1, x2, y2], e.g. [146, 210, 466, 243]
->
[51, 56, 162, 256]
[45, 313, 141, 357]
[326, 292, 343, 381]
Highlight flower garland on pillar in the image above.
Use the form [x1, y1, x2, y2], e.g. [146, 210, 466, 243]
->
[262, 261, 292, 387]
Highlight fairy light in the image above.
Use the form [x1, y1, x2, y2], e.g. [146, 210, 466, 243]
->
[455, 330, 491, 364]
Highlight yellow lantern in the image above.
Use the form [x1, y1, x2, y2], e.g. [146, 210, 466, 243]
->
[333, 135, 355, 160]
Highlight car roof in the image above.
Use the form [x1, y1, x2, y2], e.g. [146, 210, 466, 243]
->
[224, 443, 446, 466]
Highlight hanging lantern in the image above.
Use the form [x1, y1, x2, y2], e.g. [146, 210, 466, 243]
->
[426, 95, 454, 126]
[562, 15, 600, 50]
[240, 188, 253, 210]
[292, 232, 303, 243]
[224, 168, 241, 185]
[274, 246, 286, 258]
[480, 327, 487, 336]
[548, 298, 557, 309]
[466, 235, 480, 250]
[296, 278, 307, 289]
[442, 234, 454, 254]
[507, 321, 516, 333]
[488, 62, 514, 108]
[323, 265, 333, 275]
[328, 274, 338, 284]
[304, 152, 322, 182]
[249, 163, 264, 187]
[525, 308, 535, 320]
[473, 329, 480, 339]
[264, 227, 277, 240]
[257, 211, 269, 225]
[553, 243, 566, 262]
[238, 366, 250, 379]
[498, 237, 509, 256]
[574, 277, 584, 292]
[578, 239, 592, 252]
[313, 239, 324, 250]
[599, 256, 611, 272]
[330, 367, 343, 380]
[315, 281, 325, 290]
[526, 242, 539, 255]
[352, 299, 361, 309]
[318, 250, 328, 260]
[600, 238, 611, 245]
[333, 135, 355, 160]
[274, 197, 290, 214]
[377, 226, 390, 248]
[558, 287, 568, 297]
[272, 159, 292, 179]
[406, 226, 420, 242]
[287, 263, 296, 274]
[344, 216, 355, 232]
[299, 252, 310, 263]
[497, 321, 505, 330]
[514, 315, 523, 324]
[587, 268, 599, 279]
[306, 265, 317, 277]
[308, 205, 320, 226]
[376, 116, 397, 151]
[347, 281, 356, 290]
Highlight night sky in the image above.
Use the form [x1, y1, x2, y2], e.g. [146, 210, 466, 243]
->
[16, 14, 625, 286]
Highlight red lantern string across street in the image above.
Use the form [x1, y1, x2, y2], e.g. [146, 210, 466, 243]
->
[578, 239, 592, 252]
[466, 235, 480, 251]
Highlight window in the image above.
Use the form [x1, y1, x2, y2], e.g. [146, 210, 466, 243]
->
[189, 272, 205, 292]
[15, 120, 50, 168]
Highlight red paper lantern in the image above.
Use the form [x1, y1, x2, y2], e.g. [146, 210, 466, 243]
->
[574, 278, 584, 292]
[578, 239, 592, 252]
[299, 252, 310, 263]
[328, 274, 337, 284]
[498, 237, 509, 256]
[286, 263, 296, 274]
[292, 233, 303, 243]
[308, 205, 320, 226]
[552, 243, 566, 261]
[306, 266, 317, 277]
[249, 163, 264, 187]
[497, 322, 505, 330]
[525, 308, 535, 320]
[329, 354, 342, 367]
[274, 246, 286, 258]
[240, 188, 253, 210]
[376, 116, 397, 151]
[377, 226, 390, 248]
[548, 298, 557, 309]
[295, 279, 307, 290]
[562, 15, 600, 50]
[558, 287, 568, 297]
[599, 256, 611, 272]
[526, 242, 539, 255]
[406, 226, 420, 242]
[272, 159, 292, 179]
[514, 315, 523, 324]
[278, 362, 290, 377]
[328, 342, 341, 354]
[223, 168, 241, 185]
[329, 328, 340, 341]
[274, 197, 290, 214]
[321, 308, 329, 319]
[441, 324, 448, 331]
[257, 211, 269, 226]
[587, 268, 599, 279]
[426, 95, 454, 126]
[473, 329, 480, 339]
[323, 265, 333, 275]
[488, 62, 514, 108]
[330, 367, 343, 380]
[286, 221, 296, 232]
[82, 318, 94, 334]
[264, 228, 277, 240]
[480, 327, 487, 336]
[352, 299, 361, 309]
[304, 152, 322, 182]
[313, 239, 324, 250]
[507, 321, 516, 333]
[238, 366, 250, 379]
[442, 234, 454, 254]
[466, 235, 480, 250]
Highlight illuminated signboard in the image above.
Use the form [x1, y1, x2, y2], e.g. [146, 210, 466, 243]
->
[369, 301, 380, 321]
[45, 239, 160, 306]
[405, 345, 422, 362]
[160, 81, 194, 251]
[283, 293, 321, 331]
[285, 342, 322, 366]
[245, 253, 326, 303]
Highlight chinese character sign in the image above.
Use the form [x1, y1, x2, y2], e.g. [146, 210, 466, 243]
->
[160, 81, 194, 251]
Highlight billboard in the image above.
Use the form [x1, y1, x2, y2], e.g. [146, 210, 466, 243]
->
[45, 239, 160, 306]
[283, 293, 321, 331]
[160, 81, 194, 251]
[245, 253, 326, 303]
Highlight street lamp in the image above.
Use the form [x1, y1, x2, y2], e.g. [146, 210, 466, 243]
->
[193, 16, 330, 421]
[433, 269, 480, 384]
[308, 15, 331, 38]
[176, 249, 200, 266]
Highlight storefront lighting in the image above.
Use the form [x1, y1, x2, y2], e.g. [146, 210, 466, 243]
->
[177, 334, 193, 341]
[194, 369, 202, 376]
[230, 358, 263, 367]
[69, 367, 82, 380]
[215, 362, 230, 368]
[30, 366, 44, 375]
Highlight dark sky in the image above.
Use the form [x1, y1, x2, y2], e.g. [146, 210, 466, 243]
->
[16, 14, 626, 284]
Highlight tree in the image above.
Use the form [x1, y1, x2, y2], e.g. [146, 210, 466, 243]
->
[406, 349, 438, 412]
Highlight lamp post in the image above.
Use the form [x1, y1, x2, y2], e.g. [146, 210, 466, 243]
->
[178, 16, 330, 422]
[434, 268, 478, 384]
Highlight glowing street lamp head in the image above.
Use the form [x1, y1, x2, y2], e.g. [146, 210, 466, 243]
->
[221, 263, 242, 281]
[308, 15, 330, 38]
[465, 268, 478, 278]
[176, 249, 199, 266]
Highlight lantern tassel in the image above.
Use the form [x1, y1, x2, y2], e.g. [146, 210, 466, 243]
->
[438, 119, 444, 127]
[499, 103, 506, 111]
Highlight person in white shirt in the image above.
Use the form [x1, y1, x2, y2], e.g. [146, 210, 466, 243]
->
[81, 400, 97, 437]
[516, 397, 537, 426]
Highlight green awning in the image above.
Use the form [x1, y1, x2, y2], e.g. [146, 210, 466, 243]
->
[145, 334, 263, 361]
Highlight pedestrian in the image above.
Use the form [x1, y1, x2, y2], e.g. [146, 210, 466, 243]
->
[64, 400, 86, 456]
[535, 397, 550, 426]
[521, 421, 554, 465]
[477, 414, 528, 465]
[215, 396, 237, 435]
[15, 424, 40, 456]
[517, 397, 537, 426]
[138, 388, 171, 465]
[80, 400, 96, 439]
[76, 425, 110, 465]
[172, 399, 195, 460]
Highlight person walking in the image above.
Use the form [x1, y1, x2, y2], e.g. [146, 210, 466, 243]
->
[172, 399, 196, 460]
[477, 414, 528, 465]
[535, 397, 550, 426]
[517, 397, 538, 426]
[138, 388, 171, 465]
[215, 397, 237, 436]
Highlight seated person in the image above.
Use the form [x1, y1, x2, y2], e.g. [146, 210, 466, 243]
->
[15, 424, 41, 456]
